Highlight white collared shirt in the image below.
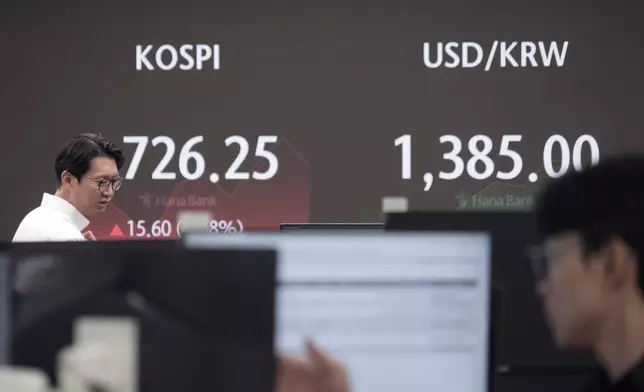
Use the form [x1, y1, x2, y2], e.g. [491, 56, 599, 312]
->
[12, 193, 89, 242]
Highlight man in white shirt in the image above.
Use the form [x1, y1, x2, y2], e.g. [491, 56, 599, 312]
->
[13, 133, 125, 242]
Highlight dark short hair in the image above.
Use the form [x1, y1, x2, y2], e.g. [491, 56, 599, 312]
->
[54, 133, 125, 186]
[535, 155, 644, 288]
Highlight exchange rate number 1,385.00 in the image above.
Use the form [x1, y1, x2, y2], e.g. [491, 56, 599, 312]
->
[395, 134, 600, 191]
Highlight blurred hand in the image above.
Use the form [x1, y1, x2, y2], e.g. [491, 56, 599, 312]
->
[83, 231, 97, 241]
[277, 340, 350, 392]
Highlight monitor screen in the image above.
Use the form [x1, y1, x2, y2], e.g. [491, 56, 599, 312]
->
[186, 232, 492, 392]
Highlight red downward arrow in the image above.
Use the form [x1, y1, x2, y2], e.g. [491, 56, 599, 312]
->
[110, 224, 124, 237]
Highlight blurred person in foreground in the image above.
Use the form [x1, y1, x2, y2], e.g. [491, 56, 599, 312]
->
[278, 156, 644, 392]
[13, 133, 124, 242]
[531, 155, 644, 391]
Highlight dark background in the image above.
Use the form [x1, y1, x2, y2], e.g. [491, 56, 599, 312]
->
[1, 0, 643, 237]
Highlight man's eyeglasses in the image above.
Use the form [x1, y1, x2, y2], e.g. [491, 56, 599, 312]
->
[90, 176, 124, 192]
[527, 245, 548, 281]
[527, 243, 571, 282]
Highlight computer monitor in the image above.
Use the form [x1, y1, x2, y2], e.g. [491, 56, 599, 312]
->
[280, 223, 384, 231]
[185, 232, 493, 392]
[385, 211, 595, 374]
[7, 242, 276, 392]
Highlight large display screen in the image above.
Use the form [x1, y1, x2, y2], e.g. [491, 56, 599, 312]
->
[1, 0, 643, 240]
